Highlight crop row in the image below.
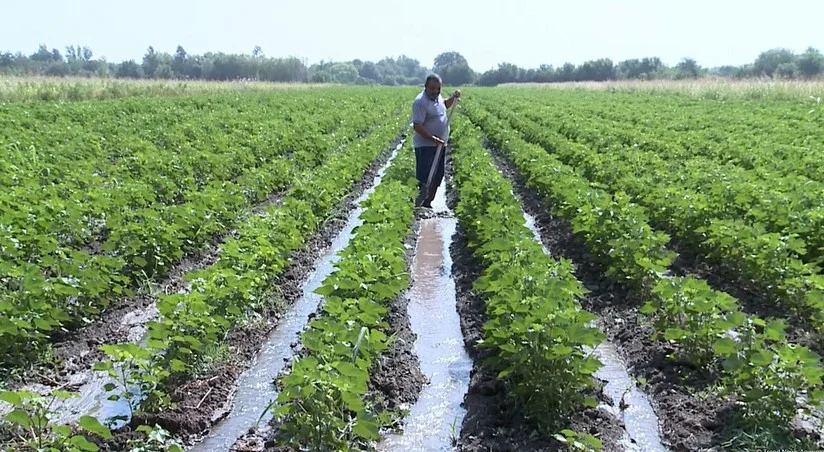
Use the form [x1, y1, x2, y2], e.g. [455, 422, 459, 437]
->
[0, 92, 406, 373]
[501, 89, 824, 177]
[270, 138, 418, 450]
[447, 114, 606, 448]
[478, 97, 824, 331]
[0, 92, 394, 254]
[462, 103, 824, 445]
[92, 116, 410, 422]
[515, 100, 824, 266]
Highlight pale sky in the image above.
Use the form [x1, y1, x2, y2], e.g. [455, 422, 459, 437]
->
[2, 0, 821, 71]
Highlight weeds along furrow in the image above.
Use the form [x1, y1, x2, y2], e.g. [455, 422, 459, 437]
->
[479, 98, 824, 337]
[0, 115, 409, 451]
[263, 138, 420, 451]
[462, 104, 824, 451]
[0, 92, 406, 379]
[446, 113, 619, 451]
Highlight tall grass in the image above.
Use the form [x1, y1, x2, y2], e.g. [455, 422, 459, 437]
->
[0, 76, 341, 102]
[498, 77, 824, 101]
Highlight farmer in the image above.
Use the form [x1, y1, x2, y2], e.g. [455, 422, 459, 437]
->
[412, 73, 460, 208]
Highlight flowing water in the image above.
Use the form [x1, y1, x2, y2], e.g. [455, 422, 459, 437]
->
[522, 207, 667, 452]
[187, 142, 403, 452]
[377, 179, 472, 452]
[0, 143, 404, 447]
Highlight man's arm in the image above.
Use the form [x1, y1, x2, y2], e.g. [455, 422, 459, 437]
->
[444, 89, 461, 109]
[413, 123, 445, 145]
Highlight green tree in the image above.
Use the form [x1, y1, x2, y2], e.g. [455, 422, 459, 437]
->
[172, 45, 188, 76]
[432, 51, 474, 85]
[142, 46, 159, 79]
[358, 61, 380, 81]
[676, 57, 700, 79]
[796, 47, 824, 79]
[328, 62, 359, 83]
[753, 48, 795, 77]
[30, 44, 54, 62]
[776, 62, 796, 79]
[116, 60, 142, 78]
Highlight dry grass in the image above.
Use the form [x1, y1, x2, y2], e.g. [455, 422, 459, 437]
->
[0, 76, 343, 102]
[498, 77, 824, 100]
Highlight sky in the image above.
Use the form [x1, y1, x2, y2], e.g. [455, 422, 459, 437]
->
[2, 0, 822, 71]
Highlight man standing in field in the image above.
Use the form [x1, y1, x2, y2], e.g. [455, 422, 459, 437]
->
[412, 74, 460, 208]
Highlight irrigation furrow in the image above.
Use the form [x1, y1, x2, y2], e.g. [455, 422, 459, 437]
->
[0, 121, 409, 452]
[378, 173, 472, 451]
[500, 158, 666, 452]
[190, 138, 408, 452]
[2, 114, 404, 419]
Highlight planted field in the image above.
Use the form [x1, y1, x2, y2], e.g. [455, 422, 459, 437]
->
[1, 82, 823, 452]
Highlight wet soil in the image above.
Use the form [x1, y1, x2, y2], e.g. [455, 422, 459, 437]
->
[443, 152, 626, 452]
[482, 142, 734, 451]
[367, 216, 427, 421]
[378, 193, 473, 451]
[103, 134, 407, 446]
[42, 242, 224, 387]
[238, 156, 426, 452]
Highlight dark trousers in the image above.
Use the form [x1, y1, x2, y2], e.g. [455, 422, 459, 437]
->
[415, 145, 445, 203]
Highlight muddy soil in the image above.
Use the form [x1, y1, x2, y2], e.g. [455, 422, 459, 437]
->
[95, 134, 407, 447]
[482, 143, 735, 451]
[239, 161, 427, 452]
[443, 152, 626, 452]
[40, 242, 224, 387]
[367, 215, 427, 421]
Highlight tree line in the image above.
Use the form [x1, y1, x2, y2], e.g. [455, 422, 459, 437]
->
[1, 44, 823, 86]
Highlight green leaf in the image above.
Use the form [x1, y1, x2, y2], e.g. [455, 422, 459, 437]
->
[335, 361, 364, 380]
[79, 415, 113, 439]
[69, 435, 100, 451]
[53, 424, 72, 436]
[0, 391, 22, 406]
[764, 319, 786, 341]
[639, 301, 657, 315]
[5, 409, 31, 427]
[353, 412, 379, 440]
[581, 433, 604, 450]
[93, 361, 113, 372]
[712, 338, 737, 356]
[34, 317, 53, 331]
[751, 350, 773, 366]
[133, 256, 148, 267]
[170, 359, 188, 372]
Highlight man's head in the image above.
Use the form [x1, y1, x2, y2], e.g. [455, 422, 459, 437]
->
[424, 73, 442, 99]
